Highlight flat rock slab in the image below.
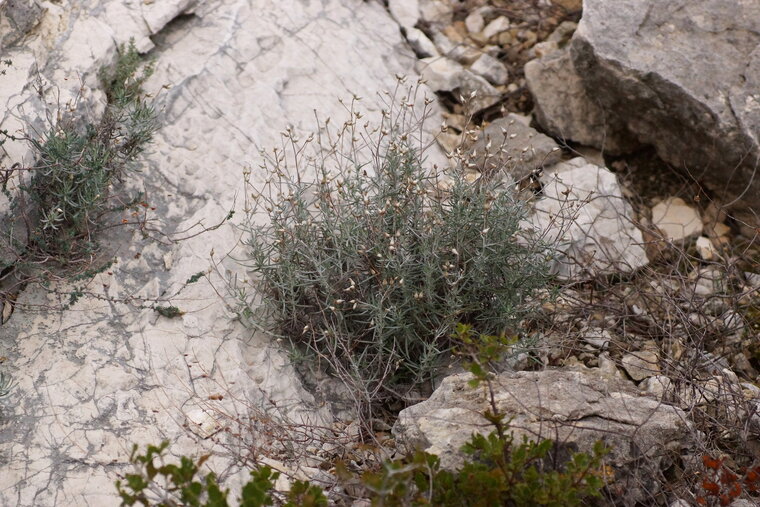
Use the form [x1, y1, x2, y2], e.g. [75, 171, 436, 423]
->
[651, 197, 703, 241]
[467, 113, 562, 180]
[571, 0, 760, 213]
[394, 368, 692, 505]
[0, 0, 441, 504]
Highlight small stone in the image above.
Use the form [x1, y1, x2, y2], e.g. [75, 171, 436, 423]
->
[546, 21, 578, 44]
[469, 53, 509, 85]
[443, 23, 467, 43]
[388, 0, 419, 29]
[406, 28, 439, 58]
[706, 222, 731, 237]
[550, 0, 582, 11]
[621, 350, 660, 381]
[720, 310, 745, 333]
[744, 272, 760, 289]
[482, 16, 511, 41]
[642, 375, 672, 400]
[689, 266, 725, 297]
[467, 113, 561, 180]
[695, 236, 717, 260]
[418, 0, 452, 26]
[185, 408, 223, 439]
[583, 328, 611, 350]
[497, 31, 514, 46]
[431, 31, 482, 64]
[464, 11, 485, 35]
[651, 197, 703, 241]
[163, 251, 174, 270]
[598, 353, 624, 379]
[418, 56, 501, 112]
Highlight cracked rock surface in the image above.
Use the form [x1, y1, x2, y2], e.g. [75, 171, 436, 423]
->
[0, 0, 441, 504]
[393, 368, 692, 505]
[571, 0, 760, 212]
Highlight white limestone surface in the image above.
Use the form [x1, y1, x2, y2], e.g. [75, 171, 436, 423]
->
[0, 0, 442, 504]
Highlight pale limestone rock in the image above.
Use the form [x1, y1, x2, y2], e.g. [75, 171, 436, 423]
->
[388, 0, 419, 30]
[621, 350, 660, 381]
[598, 352, 625, 380]
[406, 27, 439, 58]
[642, 375, 673, 400]
[482, 16, 510, 41]
[417, 56, 501, 113]
[467, 113, 561, 180]
[418, 0, 452, 26]
[469, 53, 509, 85]
[573, 0, 760, 211]
[431, 30, 482, 65]
[528, 157, 649, 279]
[651, 197, 703, 240]
[394, 368, 692, 504]
[464, 10, 485, 35]
[689, 266, 726, 297]
[582, 327, 611, 350]
[525, 46, 635, 153]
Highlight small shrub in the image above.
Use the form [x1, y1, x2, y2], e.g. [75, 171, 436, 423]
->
[1, 39, 157, 273]
[239, 90, 551, 418]
[23, 40, 157, 263]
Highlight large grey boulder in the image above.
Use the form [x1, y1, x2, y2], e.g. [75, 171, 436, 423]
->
[525, 47, 636, 154]
[394, 368, 693, 505]
[571, 0, 760, 212]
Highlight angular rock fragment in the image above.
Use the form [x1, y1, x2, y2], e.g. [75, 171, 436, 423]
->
[388, 0, 419, 30]
[406, 27, 438, 58]
[466, 113, 561, 180]
[571, 0, 760, 213]
[528, 157, 649, 279]
[621, 351, 660, 381]
[525, 47, 635, 154]
[469, 53, 508, 86]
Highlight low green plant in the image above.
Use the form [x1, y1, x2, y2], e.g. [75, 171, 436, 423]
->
[116, 441, 328, 507]
[358, 323, 609, 506]
[0, 39, 158, 319]
[118, 428, 606, 507]
[239, 92, 551, 419]
[21, 40, 157, 264]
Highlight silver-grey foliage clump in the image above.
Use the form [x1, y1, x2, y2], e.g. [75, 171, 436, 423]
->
[239, 91, 551, 418]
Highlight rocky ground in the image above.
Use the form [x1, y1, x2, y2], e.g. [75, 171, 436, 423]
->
[0, 0, 759, 505]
